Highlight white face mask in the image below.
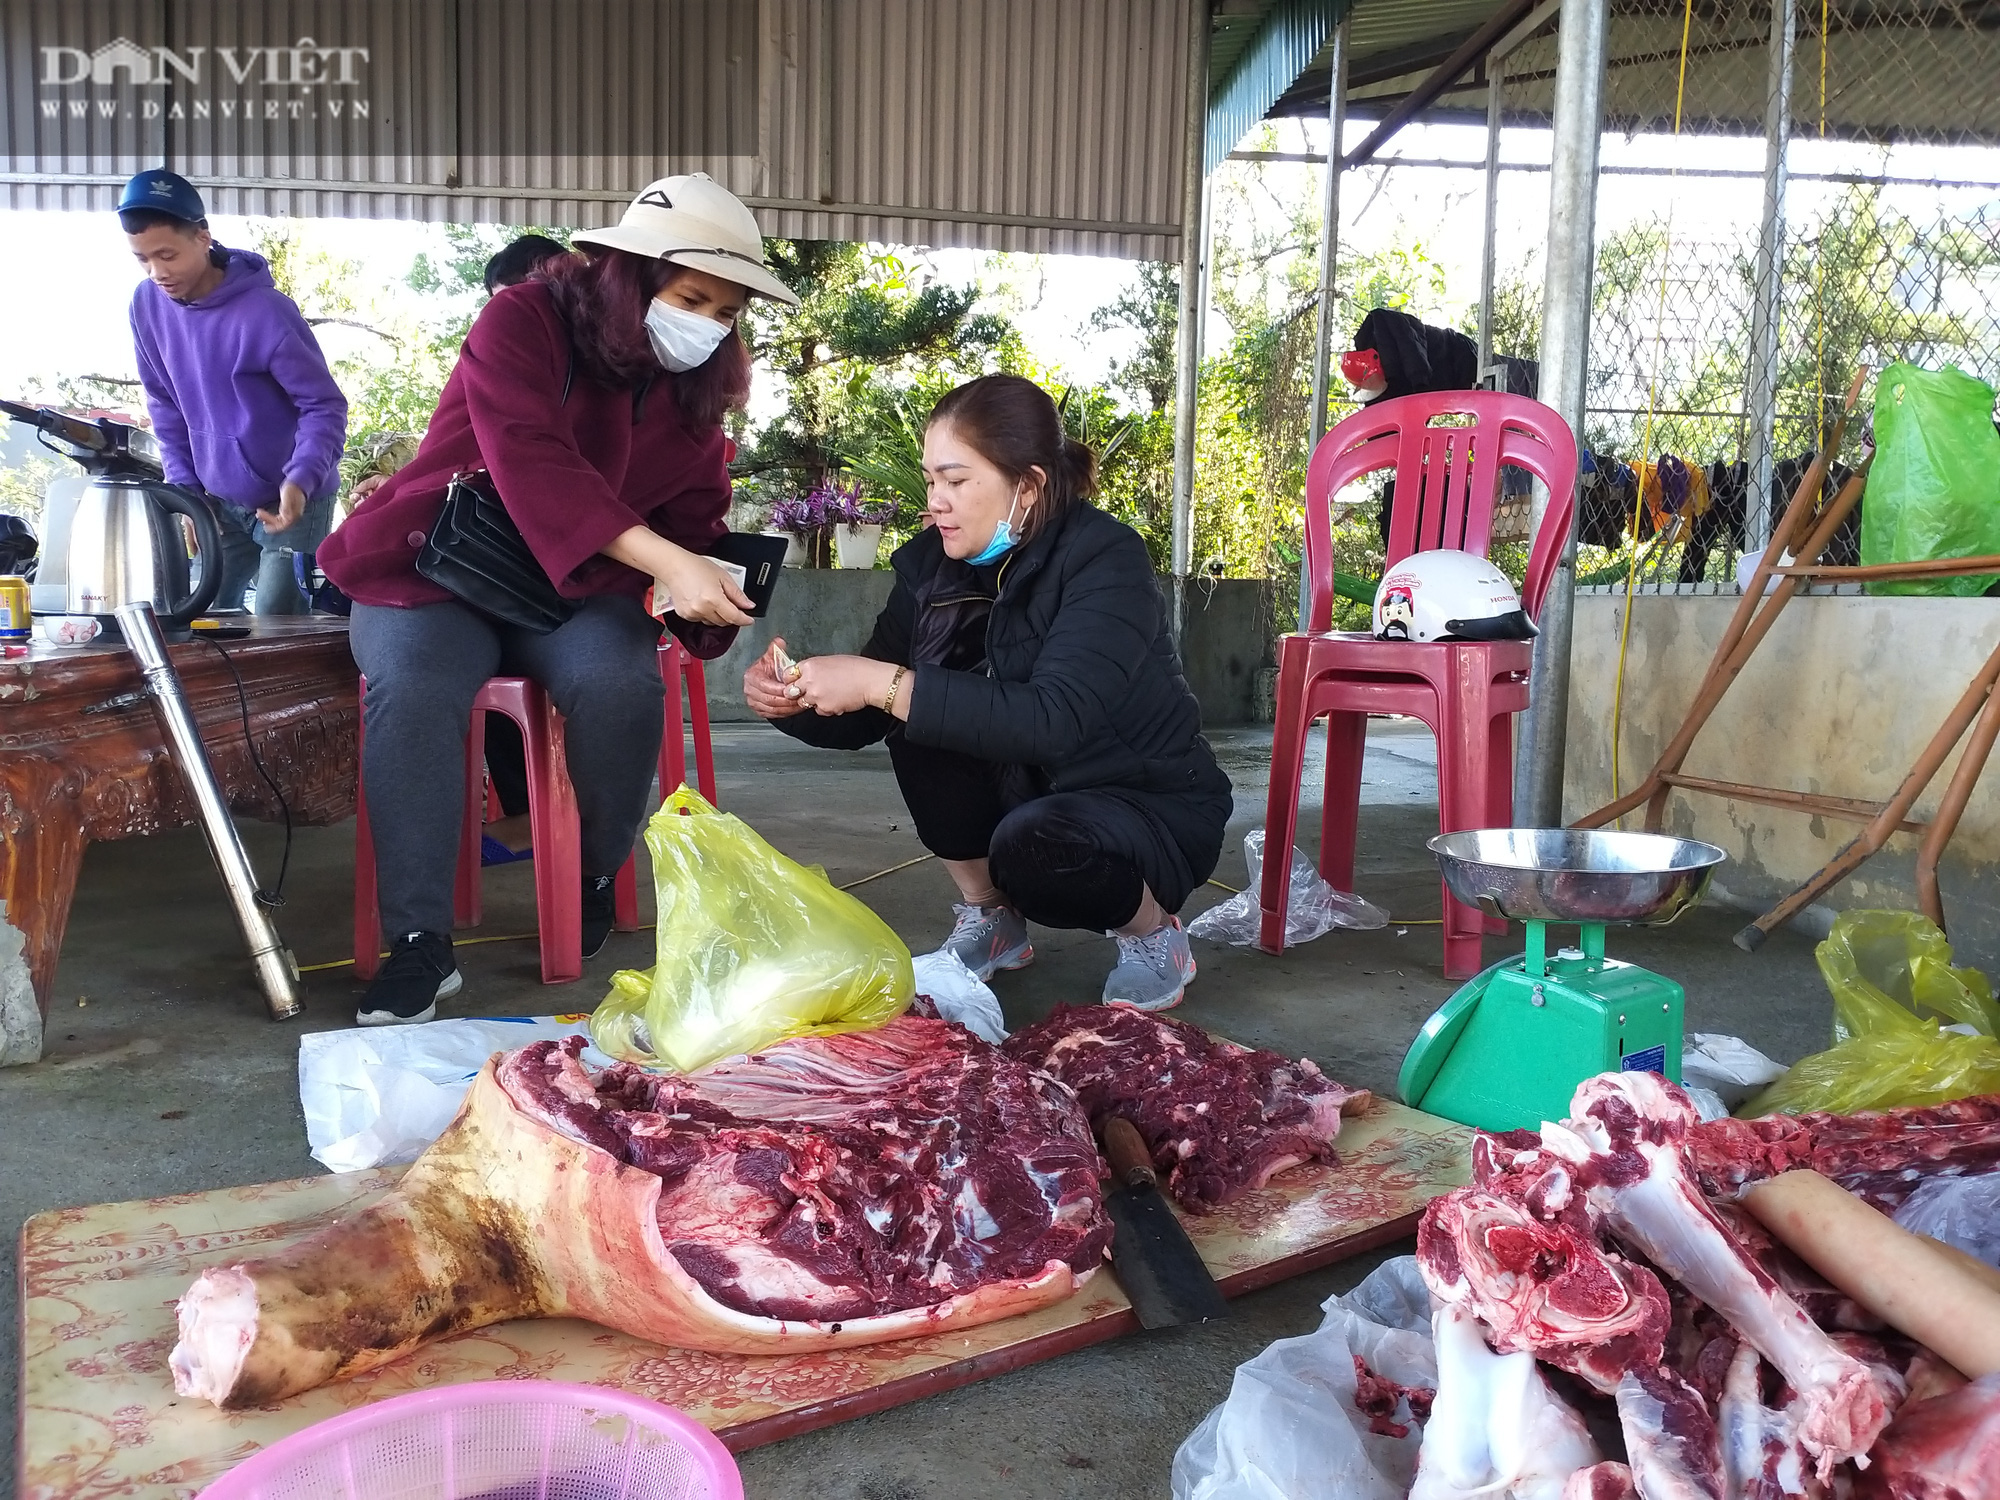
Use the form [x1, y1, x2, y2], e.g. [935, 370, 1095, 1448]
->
[645, 299, 731, 372]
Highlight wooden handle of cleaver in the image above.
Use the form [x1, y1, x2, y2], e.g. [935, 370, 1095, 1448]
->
[1103, 1117, 1159, 1190]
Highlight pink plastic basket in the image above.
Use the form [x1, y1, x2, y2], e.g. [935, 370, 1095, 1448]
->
[196, 1381, 742, 1500]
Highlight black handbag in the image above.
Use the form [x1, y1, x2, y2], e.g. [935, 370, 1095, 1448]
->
[416, 467, 577, 634]
[415, 351, 581, 634]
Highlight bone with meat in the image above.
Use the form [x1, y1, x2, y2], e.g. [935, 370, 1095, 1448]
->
[1537, 1074, 1891, 1475]
[172, 1020, 1107, 1408]
[1411, 1300, 1602, 1500]
[1718, 1341, 1820, 1500]
[1852, 1372, 2000, 1500]
[1417, 1186, 1671, 1393]
[1563, 1464, 1640, 1500]
[1001, 1003, 1371, 1211]
[1617, 1365, 1726, 1500]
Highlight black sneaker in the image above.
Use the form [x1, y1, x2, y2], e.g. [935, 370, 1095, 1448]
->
[356, 931, 461, 1026]
[582, 875, 619, 960]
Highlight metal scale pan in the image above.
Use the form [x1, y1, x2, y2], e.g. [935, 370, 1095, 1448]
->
[1428, 828, 1727, 926]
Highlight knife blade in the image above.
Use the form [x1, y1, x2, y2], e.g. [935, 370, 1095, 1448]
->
[1101, 1115, 1231, 1329]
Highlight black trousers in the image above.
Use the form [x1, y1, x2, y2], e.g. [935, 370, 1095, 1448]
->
[887, 735, 1216, 932]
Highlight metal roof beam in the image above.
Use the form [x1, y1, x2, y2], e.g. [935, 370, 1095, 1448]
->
[1341, 0, 1545, 168]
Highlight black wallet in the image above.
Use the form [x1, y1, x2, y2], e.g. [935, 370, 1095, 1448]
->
[704, 531, 790, 618]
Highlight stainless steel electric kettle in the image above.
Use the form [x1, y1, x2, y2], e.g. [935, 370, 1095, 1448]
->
[0, 400, 222, 627]
[64, 476, 222, 625]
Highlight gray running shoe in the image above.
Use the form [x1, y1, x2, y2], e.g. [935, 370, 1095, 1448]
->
[1101, 917, 1196, 1011]
[939, 902, 1034, 981]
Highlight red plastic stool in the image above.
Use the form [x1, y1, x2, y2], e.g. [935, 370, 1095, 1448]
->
[606, 641, 719, 927]
[354, 677, 642, 986]
[658, 637, 717, 803]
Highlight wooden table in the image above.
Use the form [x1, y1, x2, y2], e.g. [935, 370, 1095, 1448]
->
[0, 618, 358, 1064]
[16, 1100, 1472, 1498]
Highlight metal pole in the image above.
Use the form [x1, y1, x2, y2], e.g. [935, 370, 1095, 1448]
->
[1169, 0, 1211, 643]
[1477, 60, 1505, 380]
[117, 603, 305, 1021]
[1514, 0, 1609, 828]
[1743, 0, 1796, 553]
[1301, 19, 1351, 633]
[1308, 20, 1351, 451]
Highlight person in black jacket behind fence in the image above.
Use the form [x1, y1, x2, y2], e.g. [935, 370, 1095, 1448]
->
[743, 375, 1233, 1011]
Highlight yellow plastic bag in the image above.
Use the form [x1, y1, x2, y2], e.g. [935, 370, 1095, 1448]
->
[1817, 908, 2000, 1040]
[590, 788, 913, 1072]
[1741, 910, 2000, 1116]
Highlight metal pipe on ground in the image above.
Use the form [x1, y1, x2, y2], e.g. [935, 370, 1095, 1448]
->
[1514, 0, 1610, 829]
[116, 603, 304, 1021]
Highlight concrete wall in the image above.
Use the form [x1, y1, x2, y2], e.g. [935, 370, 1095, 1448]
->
[699, 569, 1276, 727]
[1565, 592, 2000, 970]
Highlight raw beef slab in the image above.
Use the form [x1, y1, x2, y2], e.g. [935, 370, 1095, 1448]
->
[508, 1024, 1113, 1321]
[1693, 1094, 2000, 1209]
[1002, 1004, 1372, 1211]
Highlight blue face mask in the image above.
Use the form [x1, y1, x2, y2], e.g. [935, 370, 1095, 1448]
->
[965, 490, 1023, 566]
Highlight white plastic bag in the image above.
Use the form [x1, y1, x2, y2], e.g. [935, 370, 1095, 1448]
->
[1190, 829, 1388, 949]
[1681, 1033, 1786, 1109]
[1171, 1257, 1437, 1500]
[909, 950, 1008, 1044]
[1893, 1174, 2000, 1269]
[298, 1016, 613, 1172]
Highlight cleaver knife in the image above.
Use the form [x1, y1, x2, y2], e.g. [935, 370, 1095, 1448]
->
[1101, 1116, 1231, 1329]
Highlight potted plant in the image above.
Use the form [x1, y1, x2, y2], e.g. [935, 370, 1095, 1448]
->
[765, 491, 832, 567]
[828, 485, 896, 568]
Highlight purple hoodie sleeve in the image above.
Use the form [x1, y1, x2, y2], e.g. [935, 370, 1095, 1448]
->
[129, 295, 197, 489]
[265, 311, 348, 497]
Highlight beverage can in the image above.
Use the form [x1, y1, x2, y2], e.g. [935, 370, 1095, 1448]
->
[0, 575, 30, 644]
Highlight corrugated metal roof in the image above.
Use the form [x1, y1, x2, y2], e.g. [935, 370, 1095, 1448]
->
[1204, 0, 1345, 172]
[2, 0, 1197, 256]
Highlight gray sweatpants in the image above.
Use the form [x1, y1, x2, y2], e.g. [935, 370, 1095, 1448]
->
[350, 596, 667, 937]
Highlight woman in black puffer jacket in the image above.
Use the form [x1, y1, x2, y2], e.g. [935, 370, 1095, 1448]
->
[744, 375, 1232, 1011]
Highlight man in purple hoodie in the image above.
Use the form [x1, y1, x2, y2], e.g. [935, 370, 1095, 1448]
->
[120, 169, 348, 614]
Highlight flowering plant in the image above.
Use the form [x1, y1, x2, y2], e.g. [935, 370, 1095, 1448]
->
[765, 492, 832, 537]
[768, 481, 893, 535]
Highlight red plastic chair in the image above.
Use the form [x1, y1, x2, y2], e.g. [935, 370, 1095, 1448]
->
[356, 677, 639, 985]
[657, 636, 717, 805]
[355, 643, 718, 985]
[1257, 391, 1579, 978]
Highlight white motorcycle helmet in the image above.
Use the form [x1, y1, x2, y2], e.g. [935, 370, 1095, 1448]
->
[1372, 550, 1538, 643]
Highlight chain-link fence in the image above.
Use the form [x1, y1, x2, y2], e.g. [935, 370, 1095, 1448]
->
[1558, 0, 2000, 593]
[1291, 0, 2000, 598]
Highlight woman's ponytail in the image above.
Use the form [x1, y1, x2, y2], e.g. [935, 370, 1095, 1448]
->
[1062, 437, 1099, 502]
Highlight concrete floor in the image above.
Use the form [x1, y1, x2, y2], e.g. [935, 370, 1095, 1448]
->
[1, 721, 1840, 1500]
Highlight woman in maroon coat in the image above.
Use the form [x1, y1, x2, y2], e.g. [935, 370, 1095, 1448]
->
[319, 175, 799, 1026]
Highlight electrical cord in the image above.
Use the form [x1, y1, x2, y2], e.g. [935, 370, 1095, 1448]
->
[198, 634, 292, 910]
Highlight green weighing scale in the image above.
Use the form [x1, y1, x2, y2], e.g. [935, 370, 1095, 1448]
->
[1399, 829, 1728, 1133]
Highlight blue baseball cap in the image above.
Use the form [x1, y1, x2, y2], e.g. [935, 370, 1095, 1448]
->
[118, 169, 206, 224]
